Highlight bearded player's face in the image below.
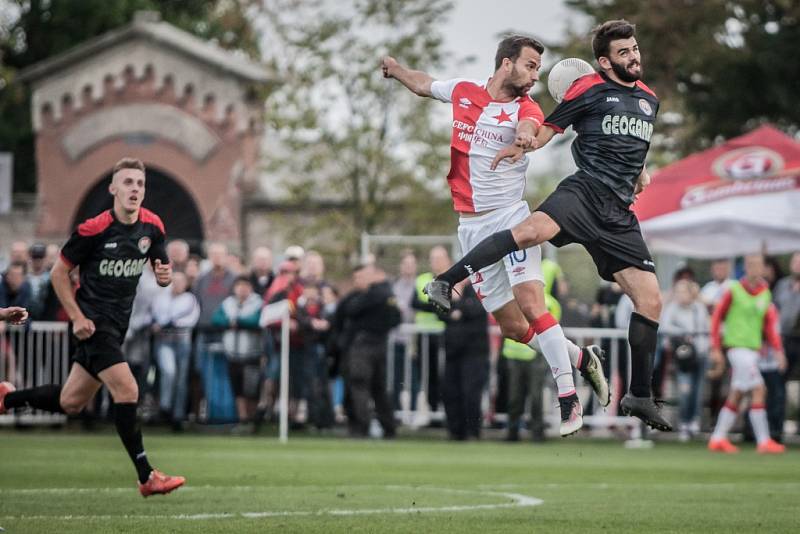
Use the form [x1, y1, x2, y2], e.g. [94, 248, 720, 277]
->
[506, 46, 541, 97]
[607, 37, 642, 82]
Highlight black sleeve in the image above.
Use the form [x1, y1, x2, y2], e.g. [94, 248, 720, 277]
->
[544, 93, 591, 132]
[60, 231, 96, 268]
[148, 228, 169, 266]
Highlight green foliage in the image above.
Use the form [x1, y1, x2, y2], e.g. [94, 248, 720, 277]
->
[558, 0, 800, 157]
[259, 0, 454, 255]
[0, 0, 260, 193]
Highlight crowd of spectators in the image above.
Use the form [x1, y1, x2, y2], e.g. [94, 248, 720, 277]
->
[2, 239, 800, 444]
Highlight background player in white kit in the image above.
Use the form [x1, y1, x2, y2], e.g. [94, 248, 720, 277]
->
[382, 35, 609, 436]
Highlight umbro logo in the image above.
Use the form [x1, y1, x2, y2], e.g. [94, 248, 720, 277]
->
[459, 97, 472, 108]
[104, 242, 118, 249]
[606, 96, 620, 102]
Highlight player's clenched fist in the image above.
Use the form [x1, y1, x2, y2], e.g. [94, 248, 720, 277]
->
[73, 316, 96, 340]
[381, 56, 399, 78]
[154, 259, 172, 287]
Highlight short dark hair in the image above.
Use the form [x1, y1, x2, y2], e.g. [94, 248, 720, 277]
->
[591, 19, 636, 60]
[494, 35, 544, 70]
[112, 157, 145, 175]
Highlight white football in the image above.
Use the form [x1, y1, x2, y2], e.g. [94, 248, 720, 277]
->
[547, 58, 595, 103]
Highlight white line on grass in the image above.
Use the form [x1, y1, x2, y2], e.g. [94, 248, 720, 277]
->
[0, 485, 543, 520]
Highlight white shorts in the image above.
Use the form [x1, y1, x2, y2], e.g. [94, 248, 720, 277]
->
[727, 347, 765, 391]
[457, 200, 544, 313]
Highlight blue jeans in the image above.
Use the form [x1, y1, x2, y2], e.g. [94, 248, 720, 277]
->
[676, 358, 706, 425]
[155, 333, 192, 421]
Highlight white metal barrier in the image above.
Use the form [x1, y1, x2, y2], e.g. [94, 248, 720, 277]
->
[0, 321, 70, 426]
[386, 324, 658, 432]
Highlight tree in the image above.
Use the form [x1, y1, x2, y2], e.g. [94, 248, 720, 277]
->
[0, 0, 260, 193]
[557, 0, 800, 156]
[258, 0, 454, 259]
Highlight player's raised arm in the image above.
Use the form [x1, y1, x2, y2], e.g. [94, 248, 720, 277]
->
[381, 56, 434, 97]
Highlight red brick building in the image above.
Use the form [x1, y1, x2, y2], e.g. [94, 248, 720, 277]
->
[19, 11, 271, 249]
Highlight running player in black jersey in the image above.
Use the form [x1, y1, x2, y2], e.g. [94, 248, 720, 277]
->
[425, 20, 671, 431]
[0, 157, 186, 496]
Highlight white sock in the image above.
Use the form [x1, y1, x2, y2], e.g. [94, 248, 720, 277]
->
[749, 408, 770, 445]
[530, 324, 575, 397]
[711, 405, 738, 441]
[530, 336, 583, 369]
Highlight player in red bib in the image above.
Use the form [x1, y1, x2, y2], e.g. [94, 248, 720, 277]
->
[0, 157, 185, 496]
[382, 35, 610, 437]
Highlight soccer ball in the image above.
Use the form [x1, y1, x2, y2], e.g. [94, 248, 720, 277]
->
[547, 58, 595, 103]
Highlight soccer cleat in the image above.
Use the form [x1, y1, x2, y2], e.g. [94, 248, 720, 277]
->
[423, 279, 452, 312]
[580, 345, 611, 407]
[620, 394, 673, 432]
[138, 469, 186, 497]
[708, 438, 739, 454]
[757, 439, 785, 455]
[559, 394, 583, 437]
[0, 381, 15, 415]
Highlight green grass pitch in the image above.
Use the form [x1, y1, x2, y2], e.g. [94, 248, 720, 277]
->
[0, 430, 797, 533]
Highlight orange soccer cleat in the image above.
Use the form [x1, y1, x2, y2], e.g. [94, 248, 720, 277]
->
[756, 439, 785, 455]
[708, 438, 739, 454]
[0, 381, 16, 415]
[138, 469, 186, 497]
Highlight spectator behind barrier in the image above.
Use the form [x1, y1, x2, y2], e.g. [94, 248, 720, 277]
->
[660, 279, 710, 441]
[212, 275, 263, 430]
[152, 271, 200, 430]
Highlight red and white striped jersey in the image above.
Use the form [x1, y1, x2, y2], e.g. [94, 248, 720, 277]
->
[431, 78, 544, 213]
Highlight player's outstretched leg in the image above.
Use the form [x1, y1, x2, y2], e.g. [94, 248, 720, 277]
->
[426, 230, 521, 311]
[1, 382, 65, 414]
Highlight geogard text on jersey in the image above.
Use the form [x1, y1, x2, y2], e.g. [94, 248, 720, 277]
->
[98, 257, 148, 277]
[601, 114, 653, 142]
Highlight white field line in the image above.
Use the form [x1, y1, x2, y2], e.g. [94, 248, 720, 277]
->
[0, 485, 542, 521]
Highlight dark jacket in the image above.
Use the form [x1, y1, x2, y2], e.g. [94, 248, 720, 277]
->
[343, 281, 402, 337]
[438, 284, 488, 357]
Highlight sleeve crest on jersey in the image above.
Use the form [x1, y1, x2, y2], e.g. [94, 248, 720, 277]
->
[139, 207, 166, 234]
[77, 210, 113, 237]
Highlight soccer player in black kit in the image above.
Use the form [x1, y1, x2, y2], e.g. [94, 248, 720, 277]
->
[0, 157, 186, 496]
[425, 20, 672, 431]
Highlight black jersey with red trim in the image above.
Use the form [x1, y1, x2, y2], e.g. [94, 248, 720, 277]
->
[544, 71, 659, 204]
[60, 208, 168, 333]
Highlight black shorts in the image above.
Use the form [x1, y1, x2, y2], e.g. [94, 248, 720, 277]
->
[227, 358, 262, 399]
[71, 325, 127, 379]
[536, 174, 655, 282]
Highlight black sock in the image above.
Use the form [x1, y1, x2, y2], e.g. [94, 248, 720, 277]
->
[438, 230, 520, 285]
[4, 385, 65, 413]
[113, 402, 153, 484]
[628, 312, 658, 398]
